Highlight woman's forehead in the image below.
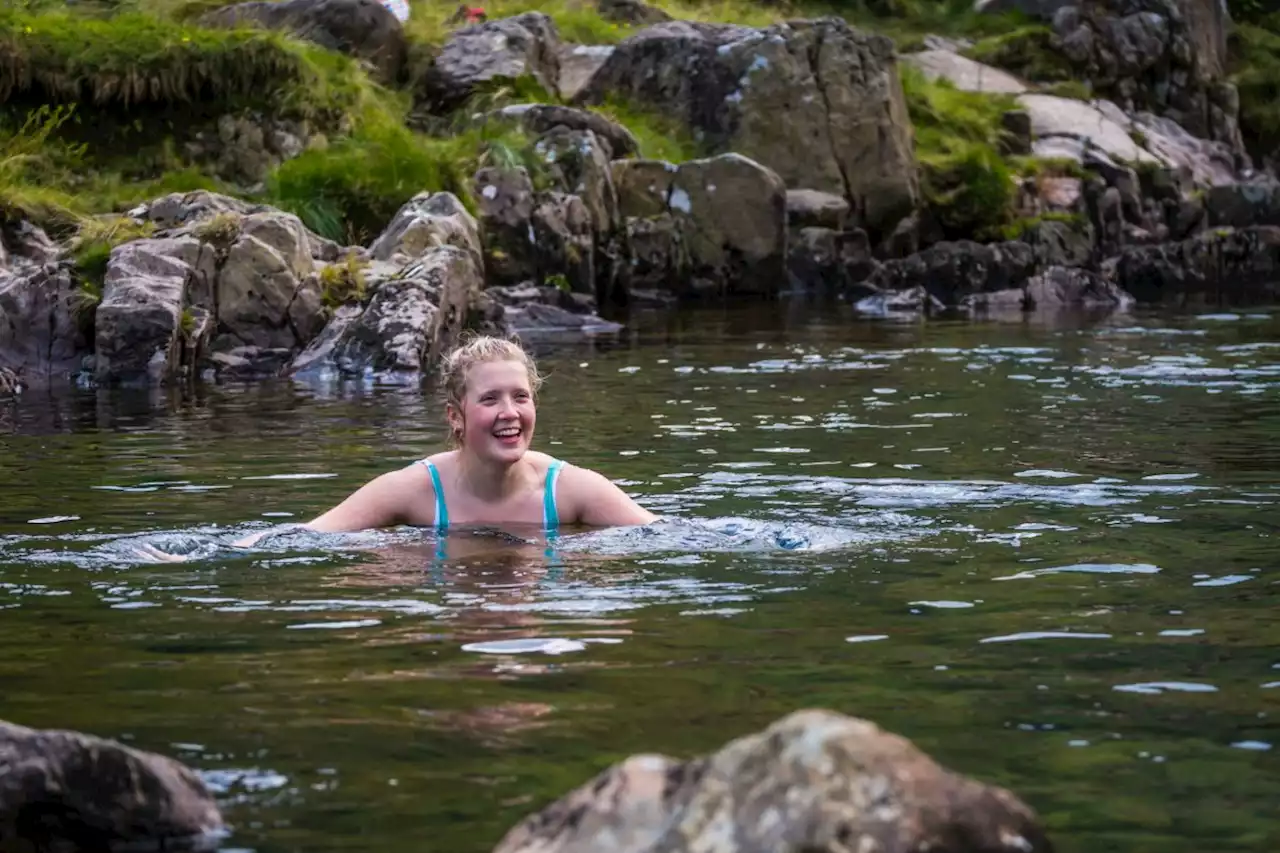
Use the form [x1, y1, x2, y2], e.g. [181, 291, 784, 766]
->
[466, 360, 531, 391]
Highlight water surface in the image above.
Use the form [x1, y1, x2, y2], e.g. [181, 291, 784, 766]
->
[2, 303, 1278, 852]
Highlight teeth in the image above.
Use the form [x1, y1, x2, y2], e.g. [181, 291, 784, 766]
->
[494, 428, 520, 437]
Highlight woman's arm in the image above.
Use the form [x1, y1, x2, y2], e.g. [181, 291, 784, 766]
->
[300, 467, 420, 533]
[563, 466, 657, 527]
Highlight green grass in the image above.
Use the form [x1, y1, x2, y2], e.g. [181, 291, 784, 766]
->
[1229, 18, 1280, 163]
[901, 64, 1017, 239]
[963, 25, 1074, 84]
[263, 112, 544, 244]
[594, 96, 703, 163]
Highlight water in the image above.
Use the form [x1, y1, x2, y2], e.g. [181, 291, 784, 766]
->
[2, 303, 1278, 853]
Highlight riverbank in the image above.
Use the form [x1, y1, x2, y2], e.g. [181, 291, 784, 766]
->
[2, 0, 1279, 387]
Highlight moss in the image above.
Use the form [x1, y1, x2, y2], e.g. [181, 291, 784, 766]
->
[1011, 156, 1086, 180]
[996, 211, 1085, 241]
[319, 250, 368, 309]
[70, 216, 156, 287]
[964, 26, 1074, 84]
[595, 96, 703, 163]
[1229, 20, 1280, 163]
[1041, 79, 1093, 101]
[191, 210, 242, 250]
[901, 64, 1018, 239]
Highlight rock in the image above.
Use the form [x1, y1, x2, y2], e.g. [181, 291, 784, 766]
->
[596, 0, 671, 26]
[292, 246, 484, 375]
[901, 49, 1028, 94]
[669, 153, 787, 297]
[786, 189, 851, 230]
[621, 213, 688, 294]
[0, 264, 88, 380]
[1047, 0, 1242, 152]
[0, 219, 58, 271]
[368, 191, 482, 265]
[488, 103, 639, 159]
[0, 718, 225, 853]
[1205, 181, 1280, 228]
[1000, 109, 1033, 155]
[0, 366, 20, 395]
[424, 12, 562, 112]
[786, 226, 878, 293]
[530, 192, 596, 294]
[474, 166, 541, 285]
[93, 238, 214, 385]
[1128, 111, 1237, 188]
[855, 284, 947, 317]
[556, 44, 615, 102]
[143, 191, 348, 262]
[534, 126, 621, 235]
[613, 159, 679, 219]
[185, 112, 316, 186]
[486, 283, 623, 335]
[973, 0, 1074, 17]
[866, 239, 1038, 306]
[1111, 225, 1280, 305]
[200, 0, 407, 81]
[1020, 217, 1095, 267]
[212, 213, 325, 360]
[1018, 94, 1158, 165]
[577, 18, 920, 235]
[493, 709, 1050, 853]
[963, 265, 1133, 314]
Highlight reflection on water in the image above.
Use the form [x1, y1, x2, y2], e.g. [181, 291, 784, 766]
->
[1, 304, 1279, 853]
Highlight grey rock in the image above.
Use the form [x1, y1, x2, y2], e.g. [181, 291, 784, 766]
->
[493, 709, 1050, 853]
[0, 718, 225, 853]
[200, 0, 407, 81]
[0, 264, 88, 381]
[901, 48, 1028, 93]
[1204, 181, 1280, 228]
[867, 239, 1039, 306]
[369, 191, 482, 265]
[489, 103, 639, 159]
[1112, 225, 1280, 305]
[578, 18, 920, 234]
[425, 13, 563, 111]
[785, 189, 851, 230]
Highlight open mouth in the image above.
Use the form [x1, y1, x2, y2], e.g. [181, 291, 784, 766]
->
[493, 426, 522, 442]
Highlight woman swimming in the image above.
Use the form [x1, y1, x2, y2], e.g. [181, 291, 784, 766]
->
[302, 334, 656, 534]
[137, 334, 655, 563]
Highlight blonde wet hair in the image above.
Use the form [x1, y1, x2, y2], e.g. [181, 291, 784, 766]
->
[438, 334, 543, 447]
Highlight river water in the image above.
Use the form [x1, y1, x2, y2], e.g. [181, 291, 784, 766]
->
[1, 302, 1277, 852]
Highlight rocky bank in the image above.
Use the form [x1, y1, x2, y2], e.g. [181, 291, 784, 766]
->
[0, 709, 1051, 853]
[2, 0, 1279, 389]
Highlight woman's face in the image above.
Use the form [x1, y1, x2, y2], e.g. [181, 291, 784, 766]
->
[448, 359, 536, 463]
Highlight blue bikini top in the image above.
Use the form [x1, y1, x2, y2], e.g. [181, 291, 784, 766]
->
[417, 457, 564, 533]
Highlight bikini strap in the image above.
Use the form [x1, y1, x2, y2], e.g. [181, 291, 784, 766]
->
[543, 459, 564, 532]
[416, 459, 449, 531]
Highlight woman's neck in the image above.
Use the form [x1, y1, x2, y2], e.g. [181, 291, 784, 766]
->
[455, 450, 535, 502]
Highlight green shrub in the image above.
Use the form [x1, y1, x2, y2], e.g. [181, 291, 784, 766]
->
[901, 64, 1017, 238]
[263, 114, 541, 244]
[964, 25, 1074, 83]
[1229, 21, 1280, 162]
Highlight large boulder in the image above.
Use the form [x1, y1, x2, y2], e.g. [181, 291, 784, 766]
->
[1017, 94, 1158, 165]
[0, 264, 88, 381]
[493, 709, 1050, 853]
[611, 154, 787, 298]
[209, 212, 326, 367]
[93, 238, 216, 385]
[200, 0, 407, 82]
[577, 18, 920, 235]
[984, 0, 1242, 153]
[368, 191, 483, 266]
[0, 719, 225, 852]
[290, 245, 485, 376]
[423, 13, 563, 112]
[901, 48, 1028, 94]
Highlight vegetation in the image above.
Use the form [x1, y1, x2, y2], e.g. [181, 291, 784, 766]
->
[1, 0, 1277, 258]
[900, 64, 1018, 239]
[1228, 13, 1280, 165]
[318, 250, 369, 309]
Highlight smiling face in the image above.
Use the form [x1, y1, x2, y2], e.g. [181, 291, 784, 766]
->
[446, 359, 537, 464]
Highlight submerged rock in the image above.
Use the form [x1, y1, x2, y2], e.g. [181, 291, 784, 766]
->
[0, 718, 225, 852]
[492, 708, 1050, 853]
[866, 239, 1039, 306]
